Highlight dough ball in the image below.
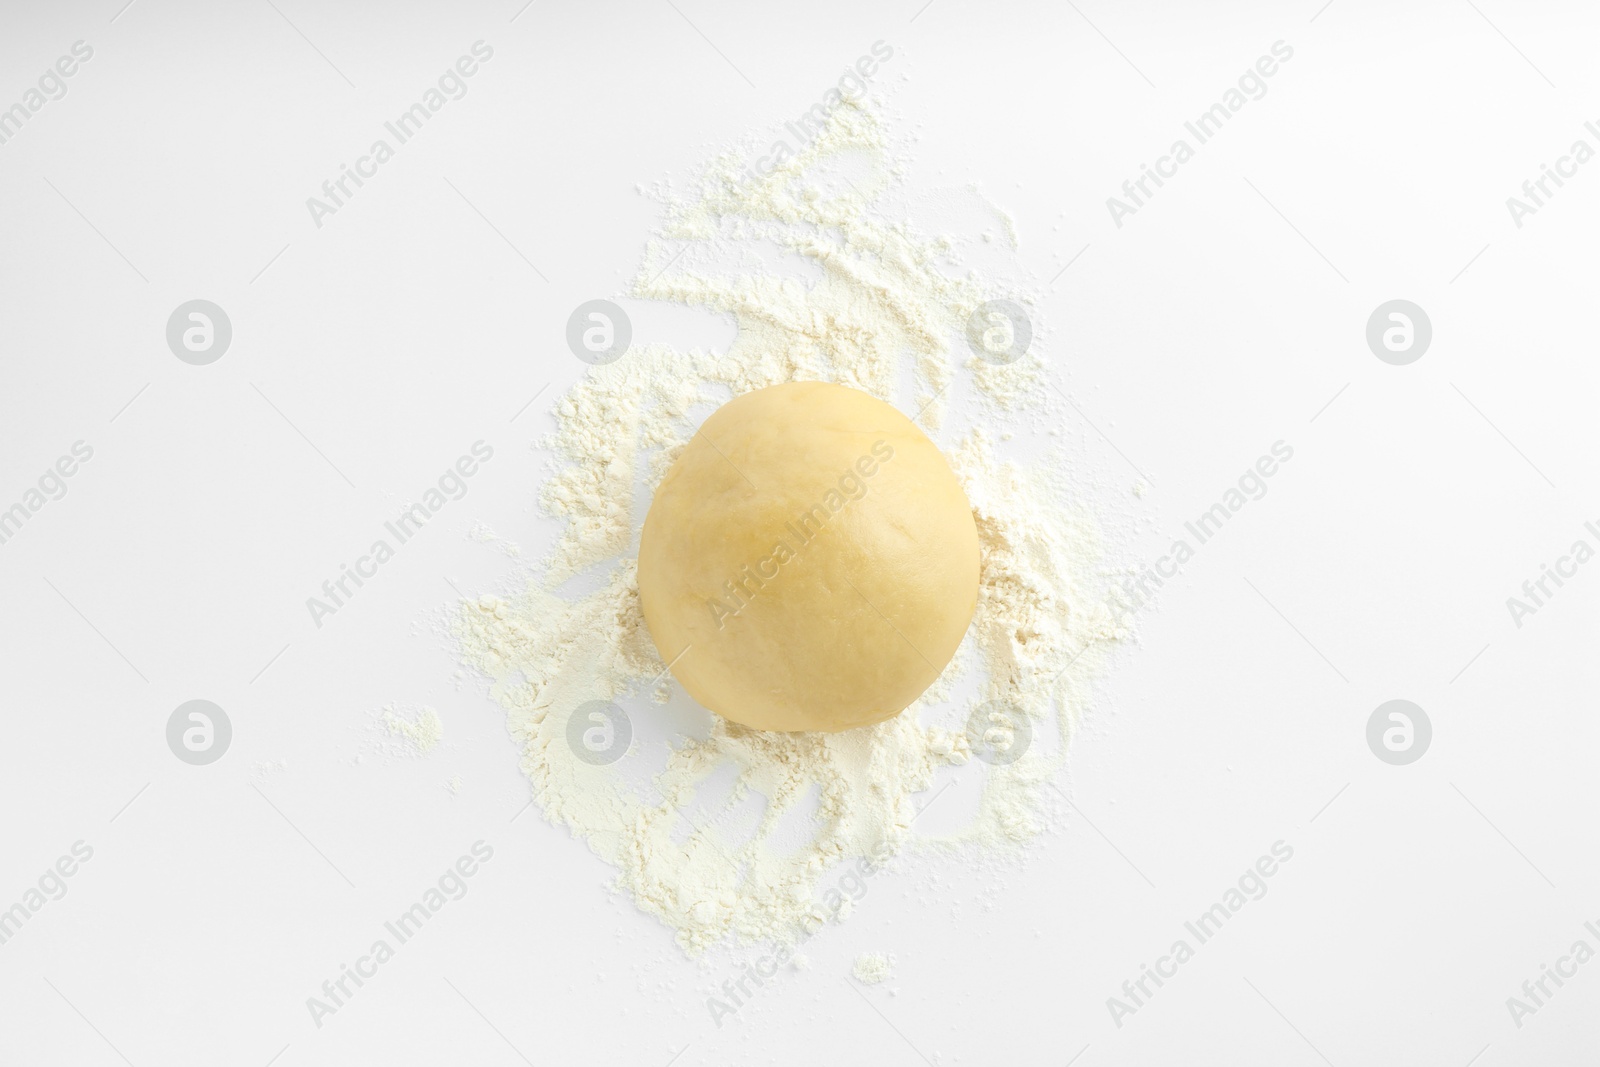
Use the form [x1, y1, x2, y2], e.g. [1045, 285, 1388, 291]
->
[638, 381, 979, 732]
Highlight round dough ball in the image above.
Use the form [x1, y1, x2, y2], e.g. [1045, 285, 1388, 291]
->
[638, 381, 979, 732]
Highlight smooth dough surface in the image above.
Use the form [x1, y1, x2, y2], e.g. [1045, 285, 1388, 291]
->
[638, 381, 980, 732]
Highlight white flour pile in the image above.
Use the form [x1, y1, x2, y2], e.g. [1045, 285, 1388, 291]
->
[453, 100, 1129, 954]
[853, 952, 894, 985]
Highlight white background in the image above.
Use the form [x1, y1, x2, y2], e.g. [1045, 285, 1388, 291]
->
[1, 0, 1597, 1064]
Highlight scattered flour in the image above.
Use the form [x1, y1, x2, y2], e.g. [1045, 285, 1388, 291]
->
[853, 952, 894, 985]
[252, 759, 287, 780]
[379, 705, 443, 756]
[453, 99, 1129, 955]
[468, 522, 522, 558]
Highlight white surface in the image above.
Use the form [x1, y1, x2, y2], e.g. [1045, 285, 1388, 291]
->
[2, 1, 1597, 1064]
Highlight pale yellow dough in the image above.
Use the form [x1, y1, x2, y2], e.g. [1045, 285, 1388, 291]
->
[637, 381, 980, 732]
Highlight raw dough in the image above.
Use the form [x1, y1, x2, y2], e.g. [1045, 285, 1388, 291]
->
[638, 381, 979, 732]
